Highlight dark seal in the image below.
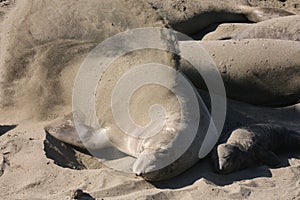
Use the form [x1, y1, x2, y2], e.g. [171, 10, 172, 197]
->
[213, 124, 300, 174]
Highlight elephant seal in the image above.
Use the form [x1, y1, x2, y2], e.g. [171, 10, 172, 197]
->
[203, 15, 300, 41]
[179, 39, 300, 106]
[213, 124, 300, 174]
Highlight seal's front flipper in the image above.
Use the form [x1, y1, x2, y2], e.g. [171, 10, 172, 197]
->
[45, 114, 111, 150]
[253, 144, 280, 166]
[244, 7, 294, 22]
[45, 118, 85, 149]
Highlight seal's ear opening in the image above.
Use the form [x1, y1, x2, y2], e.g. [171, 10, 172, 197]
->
[253, 144, 280, 166]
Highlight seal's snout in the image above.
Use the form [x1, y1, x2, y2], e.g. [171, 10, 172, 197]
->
[218, 159, 234, 174]
[214, 143, 241, 174]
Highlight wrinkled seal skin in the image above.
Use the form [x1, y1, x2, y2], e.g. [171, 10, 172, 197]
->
[213, 124, 300, 174]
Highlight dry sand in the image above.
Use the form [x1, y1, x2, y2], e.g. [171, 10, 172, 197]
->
[0, 0, 300, 199]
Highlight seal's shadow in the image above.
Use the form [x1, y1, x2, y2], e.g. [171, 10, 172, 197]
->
[151, 151, 300, 189]
[44, 131, 104, 170]
[44, 131, 87, 170]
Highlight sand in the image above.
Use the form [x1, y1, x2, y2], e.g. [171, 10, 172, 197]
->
[0, 0, 300, 199]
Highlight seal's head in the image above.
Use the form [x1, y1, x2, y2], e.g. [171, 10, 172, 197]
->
[213, 143, 244, 174]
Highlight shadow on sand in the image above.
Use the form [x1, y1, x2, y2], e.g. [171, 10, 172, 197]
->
[0, 125, 17, 136]
[44, 128, 300, 189]
[151, 151, 300, 189]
